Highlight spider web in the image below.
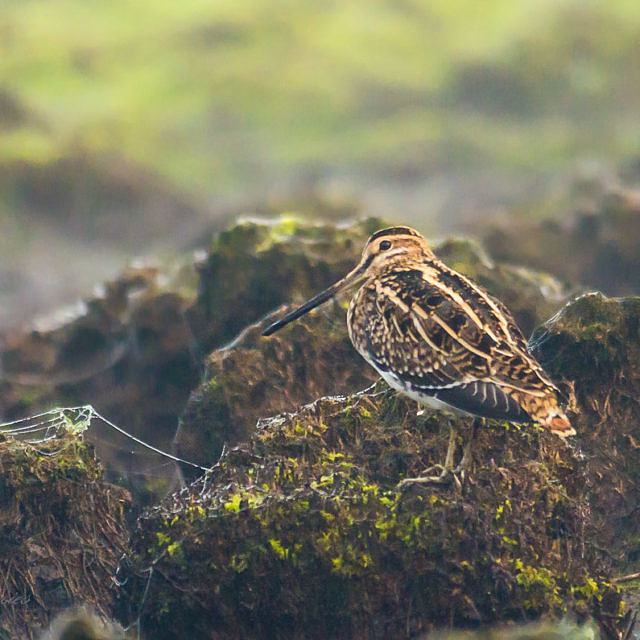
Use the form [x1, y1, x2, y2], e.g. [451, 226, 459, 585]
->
[0, 405, 220, 638]
[0, 405, 212, 497]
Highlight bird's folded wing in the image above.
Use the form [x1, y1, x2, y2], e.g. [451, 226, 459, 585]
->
[362, 271, 534, 420]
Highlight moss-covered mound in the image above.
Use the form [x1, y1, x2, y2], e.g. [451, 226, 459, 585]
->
[175, 306, 379, 471]
[530, 293, 640, 568]
[481, 186, 640, 296]
[119, 379, 622, 639]
[186, 217, 386, 353]
[0, 217, 568, 482]
[176, 220, 567, 471]
[0, 428, 129, 640]
[119, 287, 640, 638]
[189, 218, 568, 354]
[0, 263, 200, 485]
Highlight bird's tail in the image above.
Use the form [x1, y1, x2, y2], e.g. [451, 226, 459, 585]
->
[546, 412, 576, 438]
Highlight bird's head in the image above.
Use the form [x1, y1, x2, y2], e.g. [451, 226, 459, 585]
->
[359, 226, 434, 274]
[262, 226, 433, 336]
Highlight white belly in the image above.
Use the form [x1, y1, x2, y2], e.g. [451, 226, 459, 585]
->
[361, 351, 473, 418]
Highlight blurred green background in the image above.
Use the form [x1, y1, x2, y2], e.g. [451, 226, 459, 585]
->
[1, 0, 639, 328]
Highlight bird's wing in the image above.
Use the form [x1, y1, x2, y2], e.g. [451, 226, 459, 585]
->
[421, 263, 560, 394]
[366, 269, 494, 378]
[353, 269, 538, 421]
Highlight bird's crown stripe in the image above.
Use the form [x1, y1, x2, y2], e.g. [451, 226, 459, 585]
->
[369, 227, 421, 242]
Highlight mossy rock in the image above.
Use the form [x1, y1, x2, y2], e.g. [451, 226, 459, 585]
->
[186, 216, 388, 353]
[118, 289, 640, 639]
[175, 304, 378, 471]
[530, 293, 640, 569]
[119, 380, 620, 639]
[189, 217, 568, 354]
[0, 263, 201, 504]
[0, 427, 130, 639]
[176, 220, 567, 471]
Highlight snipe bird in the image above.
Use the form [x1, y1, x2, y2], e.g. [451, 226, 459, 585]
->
[262, 226, 575, 485]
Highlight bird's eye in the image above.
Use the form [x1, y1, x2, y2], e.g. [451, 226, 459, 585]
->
[379, 240, 392, 251]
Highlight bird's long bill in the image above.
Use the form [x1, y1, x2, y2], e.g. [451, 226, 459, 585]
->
[262, 261, 367, 336]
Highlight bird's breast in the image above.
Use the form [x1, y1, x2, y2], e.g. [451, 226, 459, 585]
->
[347, 283, 372, 356]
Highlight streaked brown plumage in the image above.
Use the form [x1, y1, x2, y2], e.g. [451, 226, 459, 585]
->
[263, 225, 575, 482]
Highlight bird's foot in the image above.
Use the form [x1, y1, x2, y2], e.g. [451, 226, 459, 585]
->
[397, 465, 462, 491]
[452, 461, 468, 484]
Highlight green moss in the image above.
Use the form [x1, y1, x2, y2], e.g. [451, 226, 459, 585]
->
[120, 382, 620, 638]
[512, 561, 563, 613]
[0, 430, 129, 639]
[531, 293, 640, 584]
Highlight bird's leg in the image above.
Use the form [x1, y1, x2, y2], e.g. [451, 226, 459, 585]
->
[398, 423, 459, 488]
[443, 423, 457, 471]
[454, 416, 482, 476]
